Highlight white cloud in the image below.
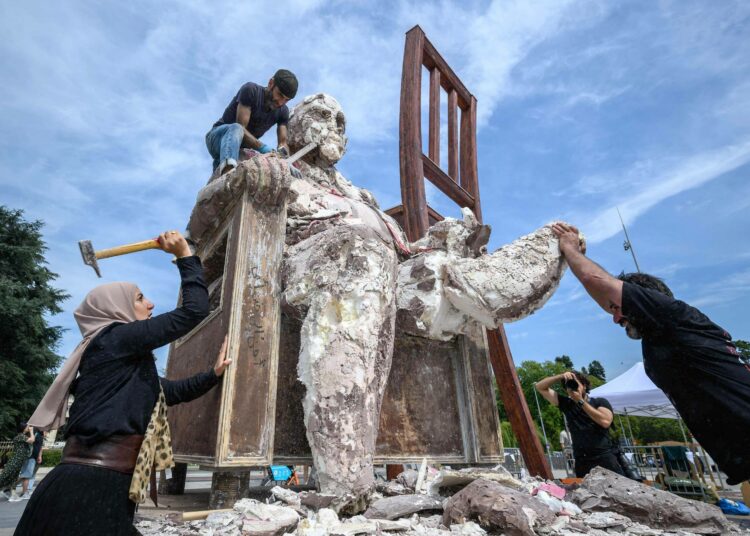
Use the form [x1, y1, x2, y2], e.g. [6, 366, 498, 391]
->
[688, 268, 750, 309]
[2, 0, 749, 364]
[580, 140, 750, 243]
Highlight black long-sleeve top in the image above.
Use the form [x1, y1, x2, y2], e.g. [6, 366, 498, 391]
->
[66, 256, 218, 445]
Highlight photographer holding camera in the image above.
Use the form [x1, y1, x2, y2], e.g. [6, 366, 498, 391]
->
[536, 371, 625, 478]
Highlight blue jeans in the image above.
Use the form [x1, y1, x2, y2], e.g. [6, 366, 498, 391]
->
[206, 123, 244, 171]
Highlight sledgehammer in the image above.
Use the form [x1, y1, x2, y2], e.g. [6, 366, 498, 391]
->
[79, 237, 162, 277]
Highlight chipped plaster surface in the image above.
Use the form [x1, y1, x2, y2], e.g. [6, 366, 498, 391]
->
[188, 93, 572, 510]
[284, 225, 398, 511]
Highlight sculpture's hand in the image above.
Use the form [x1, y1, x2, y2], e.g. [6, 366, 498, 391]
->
[551, 222, 586, 256]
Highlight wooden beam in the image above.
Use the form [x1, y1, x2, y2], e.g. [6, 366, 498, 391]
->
[448, 90, 458, 182]
[399, 26, 429, 241]
[460, 96, 482, 221]
[428, 69, 441, 165]
[384, 204, 444, 227]
[421, 154, 474, 209]
[486, 327, 552, 479]
[421, 35, 472, 109]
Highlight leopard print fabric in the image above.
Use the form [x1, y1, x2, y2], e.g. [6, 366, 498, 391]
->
[128, 388, 173, 503]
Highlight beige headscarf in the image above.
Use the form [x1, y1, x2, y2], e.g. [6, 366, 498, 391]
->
[28, 282, 139, 431]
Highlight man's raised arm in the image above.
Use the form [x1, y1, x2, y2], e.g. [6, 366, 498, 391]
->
[535, 374, 563, 406]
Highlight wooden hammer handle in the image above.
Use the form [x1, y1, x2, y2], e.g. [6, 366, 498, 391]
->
[182, 508, 233, 521]
[95, 239, 161, 260]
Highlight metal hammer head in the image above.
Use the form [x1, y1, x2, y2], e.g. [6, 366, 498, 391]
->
[78, 240, 101, 278]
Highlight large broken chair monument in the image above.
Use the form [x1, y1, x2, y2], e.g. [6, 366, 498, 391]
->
[166, 25, 554, 510]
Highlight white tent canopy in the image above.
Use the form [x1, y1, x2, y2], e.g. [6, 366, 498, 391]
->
[589, 362, 679, 419]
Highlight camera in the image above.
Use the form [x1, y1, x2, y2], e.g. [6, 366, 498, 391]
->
[563, 378, 579, 390]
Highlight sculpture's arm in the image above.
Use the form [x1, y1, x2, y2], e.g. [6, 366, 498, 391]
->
[186, 156, 293, 248]
[398, 222, 579, 340]
[444, 224, 573, 326]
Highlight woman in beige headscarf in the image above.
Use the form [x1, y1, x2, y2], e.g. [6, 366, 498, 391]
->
[15, 231, 231, 536]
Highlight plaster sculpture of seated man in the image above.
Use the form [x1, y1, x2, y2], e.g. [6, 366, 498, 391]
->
[187, 93, 579, 513]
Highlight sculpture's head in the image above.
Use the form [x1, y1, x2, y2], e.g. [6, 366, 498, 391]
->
[288, 93, 347, 165]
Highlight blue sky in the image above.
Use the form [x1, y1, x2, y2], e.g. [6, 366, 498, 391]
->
[1, 0, 748, 381]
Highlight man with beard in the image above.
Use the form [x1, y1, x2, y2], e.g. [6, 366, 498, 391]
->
[551, 222, 750, 485]
[206, 69, 298, 175]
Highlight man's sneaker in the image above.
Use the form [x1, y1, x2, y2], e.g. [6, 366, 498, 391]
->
[8, 494, 23, 502]
[20, 492, 31, 500]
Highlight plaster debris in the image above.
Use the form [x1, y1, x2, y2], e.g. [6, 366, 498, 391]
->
[299, 491, 338, 511]
[569, 468, 730, 534]
[428, 465, 525, 496]
[134, 471, 749, 536]
[442, 479, 555, 536]
[397, 470, 420, 490]
[234, 499, 300, 536]
[271, 486, 302, 507]
[583, 511, 633, 530]
[377, 480, 412, 496]
[364, 495, 445, 520]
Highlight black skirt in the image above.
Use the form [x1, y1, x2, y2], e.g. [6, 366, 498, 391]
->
[14, 463, 137, 536]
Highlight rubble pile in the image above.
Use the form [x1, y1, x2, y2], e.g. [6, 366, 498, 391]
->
[135, 466, 748, 536]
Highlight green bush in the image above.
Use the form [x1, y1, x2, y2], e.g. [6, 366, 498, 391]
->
[40, 448, 62, 467]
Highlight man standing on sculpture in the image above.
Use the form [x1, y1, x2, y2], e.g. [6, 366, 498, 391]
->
[206, 69, 298, 175]
[551, 222, 750, 484]
[536, 371, 624, 477]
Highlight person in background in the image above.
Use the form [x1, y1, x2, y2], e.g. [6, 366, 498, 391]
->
[0, 422, 34, 501]
[26, 430, 45, 494]
[559, 427, 574, 473]
[536, 371, 625, 477]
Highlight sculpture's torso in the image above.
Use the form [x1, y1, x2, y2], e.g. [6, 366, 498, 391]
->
[285, 161, 408, 250]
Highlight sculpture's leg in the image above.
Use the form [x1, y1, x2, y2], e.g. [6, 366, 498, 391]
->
[283, 225, 398, 513]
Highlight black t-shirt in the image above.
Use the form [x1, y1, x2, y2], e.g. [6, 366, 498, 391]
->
[622, 282, 750, 482]
[558, 395, 617, 458]
[30, 431, 44, 459]
[213, 82, 289, 138]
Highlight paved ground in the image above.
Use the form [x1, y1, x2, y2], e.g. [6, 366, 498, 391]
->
[0, 468, 216, 534]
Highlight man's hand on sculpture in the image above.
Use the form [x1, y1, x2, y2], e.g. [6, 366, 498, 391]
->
[288, 164, 302, 179]
[552, 222, 586, 255]
[213, 336, 232, 377]
[257, 144, 274, 154]
[277, 145, 290, 157]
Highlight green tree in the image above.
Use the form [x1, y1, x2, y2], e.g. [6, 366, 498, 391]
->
[734, 340, 750, 362]
[588, 360, 606, 381]
[0, 207, 68, 439]
[554, 355, 574, 369]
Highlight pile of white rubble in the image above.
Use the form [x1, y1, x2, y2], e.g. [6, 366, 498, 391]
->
[135, 466, 747, 536]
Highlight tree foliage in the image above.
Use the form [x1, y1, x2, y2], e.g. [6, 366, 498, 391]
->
[0, 206, 68, 439]
[734, 340, 750, 362]
[587, 360, 606, 381]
